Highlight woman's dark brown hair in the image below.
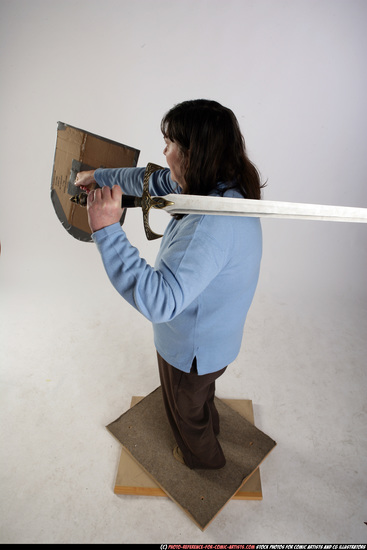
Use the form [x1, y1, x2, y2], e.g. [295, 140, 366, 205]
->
[161, 99, 265, 199]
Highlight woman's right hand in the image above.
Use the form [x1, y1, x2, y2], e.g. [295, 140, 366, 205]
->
[74, 170, 96, 192]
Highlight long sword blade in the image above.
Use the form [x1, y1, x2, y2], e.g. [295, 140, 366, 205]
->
[70, 161, 367, 240]
[159, 193, 367, 224]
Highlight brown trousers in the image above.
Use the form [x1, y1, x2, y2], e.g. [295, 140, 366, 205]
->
[157, 352, 227, 469]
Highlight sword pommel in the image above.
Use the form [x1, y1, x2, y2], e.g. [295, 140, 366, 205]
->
[70, 193, 88, 207]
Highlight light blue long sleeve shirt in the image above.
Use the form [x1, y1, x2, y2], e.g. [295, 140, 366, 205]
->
[92, 167, 262, 375]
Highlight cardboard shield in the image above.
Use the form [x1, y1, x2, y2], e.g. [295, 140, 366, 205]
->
[51, 122, 140, 242]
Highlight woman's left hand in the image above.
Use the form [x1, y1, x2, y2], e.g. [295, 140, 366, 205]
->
[87, 185, 124, 233]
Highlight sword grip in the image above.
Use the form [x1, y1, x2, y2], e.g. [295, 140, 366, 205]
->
[121, 195, 141, 209]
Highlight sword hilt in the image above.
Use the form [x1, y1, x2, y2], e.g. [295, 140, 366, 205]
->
[140, 162, 174, 240]
[70, 163, 173, 240]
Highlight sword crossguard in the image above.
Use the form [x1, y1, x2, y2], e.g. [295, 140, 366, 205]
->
[70, 163, 173, 241]
[141, 162, 172, 240]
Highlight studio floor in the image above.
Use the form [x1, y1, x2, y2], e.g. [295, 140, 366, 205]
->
[0, 275, 366, 544]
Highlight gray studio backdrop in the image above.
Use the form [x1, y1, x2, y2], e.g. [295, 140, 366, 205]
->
[1, 0, 366, 308]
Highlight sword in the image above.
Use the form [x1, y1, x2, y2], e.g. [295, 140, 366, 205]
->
[71, 162, 367, 241]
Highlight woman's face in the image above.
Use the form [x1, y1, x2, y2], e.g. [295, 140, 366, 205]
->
[163, 137, 186, 189]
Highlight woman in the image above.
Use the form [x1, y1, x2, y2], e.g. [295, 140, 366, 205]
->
[75, 99, 264, 469]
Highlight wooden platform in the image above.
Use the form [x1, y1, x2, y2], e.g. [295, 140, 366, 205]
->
[114, 396, 263, 500]
[107, 387, 276, 530]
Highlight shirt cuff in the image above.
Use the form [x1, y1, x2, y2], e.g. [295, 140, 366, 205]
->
[92, 222, 123, 243]
[94, 168, 105, 186]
